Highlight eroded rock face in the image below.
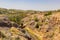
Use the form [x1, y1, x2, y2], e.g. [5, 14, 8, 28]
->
[0, 18, 19, 28]
[21, 13, 60, 40]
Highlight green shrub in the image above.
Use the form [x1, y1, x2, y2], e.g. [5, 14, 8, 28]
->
[34, 16, 39, 22]
[35, 23, 39, 28]
[44, 11, 52, 16]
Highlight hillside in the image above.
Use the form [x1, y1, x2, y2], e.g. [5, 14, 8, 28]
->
[0, 8, 60, 40]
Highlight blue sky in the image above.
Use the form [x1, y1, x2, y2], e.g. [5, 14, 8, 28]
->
[0, 0, 60, 11]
